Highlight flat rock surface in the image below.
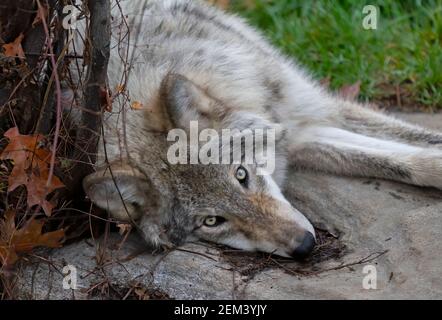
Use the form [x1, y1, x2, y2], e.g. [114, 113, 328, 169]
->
[15, 112, 442, 299]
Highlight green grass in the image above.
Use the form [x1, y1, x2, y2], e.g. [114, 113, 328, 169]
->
[231, 0, 442, 110]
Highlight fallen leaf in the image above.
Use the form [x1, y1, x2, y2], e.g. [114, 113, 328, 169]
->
[2, 34, 25, 59]
[100, 86, 113, 112]
[117, 223, 132, 235]
[0, 211, 18, 266]
[134, 287, 150, 300]
[0, 127, 65, 216]
[131, 101, 144, 110]
[339, 81, 361, 101]
[115, 85, 125, 94]
[0, 210, 64, 267]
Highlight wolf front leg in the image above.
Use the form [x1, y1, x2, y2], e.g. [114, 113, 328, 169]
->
[290, 125, 442, 189]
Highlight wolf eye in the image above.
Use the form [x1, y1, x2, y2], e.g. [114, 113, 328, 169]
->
[235, 166, 248, 185]
[203, 216, 226, 227]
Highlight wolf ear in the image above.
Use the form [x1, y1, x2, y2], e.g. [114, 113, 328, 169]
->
[160, 73, 285, 140]
[160, 73, 222, 131]
[83, 166, 153, 222]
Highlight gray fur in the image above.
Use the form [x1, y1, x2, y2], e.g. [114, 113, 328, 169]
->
[78, 0, 442, 257]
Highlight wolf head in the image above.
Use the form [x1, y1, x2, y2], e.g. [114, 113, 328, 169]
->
[83, 74, 315, 258]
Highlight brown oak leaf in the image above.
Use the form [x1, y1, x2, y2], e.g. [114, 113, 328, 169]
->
[0, 127, 64, 215]
[0, 210, 64, 267]
[2, 33, 26, 59]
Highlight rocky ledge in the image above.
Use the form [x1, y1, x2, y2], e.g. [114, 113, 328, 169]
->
[15, 113, 442, 299]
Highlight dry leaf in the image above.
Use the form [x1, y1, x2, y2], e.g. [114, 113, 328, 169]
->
[2, 34, 25, 59]
[0, 210, 64, 267]
[131, 101, 144, 110]
[134, 287, 150, 300]
[0, 127, 65, 216]
[100, 86, 113, 112]
[0, 210, 19, 266]
[115, 85, 125, 94]
[116, 223, 132, 235]
[339, 81, 361, 101]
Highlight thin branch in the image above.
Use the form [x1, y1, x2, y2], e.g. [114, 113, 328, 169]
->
[36, 0, 62, 189]
[309, 250, 389, 276]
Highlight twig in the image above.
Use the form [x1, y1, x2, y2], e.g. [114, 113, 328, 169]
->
[122, 249, 173, 300]
[396, 84, 402, 108]
[270, 258, 306, 277]
[24, 52, 83, 59]
[36, 0, 62, 190]
[309, 250, 389, 276]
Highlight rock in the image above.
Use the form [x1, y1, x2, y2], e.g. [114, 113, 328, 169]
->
[14, 112, 442, 299]
[393, 112, 442, 131]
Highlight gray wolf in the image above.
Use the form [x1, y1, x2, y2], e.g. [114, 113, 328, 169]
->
[78, 0, 442, 258]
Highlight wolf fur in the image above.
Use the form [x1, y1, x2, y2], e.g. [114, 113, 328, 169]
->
[80, 0, 442, 258]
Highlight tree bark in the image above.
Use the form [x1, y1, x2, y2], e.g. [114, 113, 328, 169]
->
[70, 0, 111, 192]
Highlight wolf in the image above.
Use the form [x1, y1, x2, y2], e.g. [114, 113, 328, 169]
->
[79, 0, 442, 259]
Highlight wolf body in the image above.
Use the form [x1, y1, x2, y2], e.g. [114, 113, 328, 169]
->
[81, 0, 442, 258]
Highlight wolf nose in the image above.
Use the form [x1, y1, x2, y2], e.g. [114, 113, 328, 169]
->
[291, 231, 315, 259]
